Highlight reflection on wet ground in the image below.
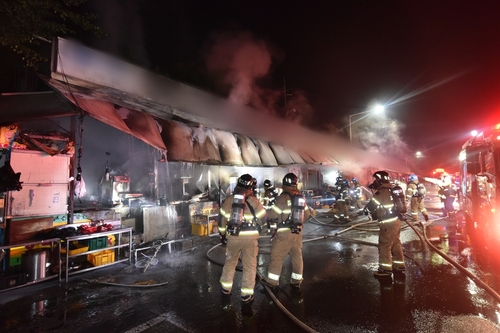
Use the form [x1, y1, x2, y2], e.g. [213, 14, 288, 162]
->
[1, 210, 500, 332]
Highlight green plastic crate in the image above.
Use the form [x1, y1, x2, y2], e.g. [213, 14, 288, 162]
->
[80, 236, 108, 251]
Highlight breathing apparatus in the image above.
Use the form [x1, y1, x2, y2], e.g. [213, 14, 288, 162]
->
[227, 174, 255, 236]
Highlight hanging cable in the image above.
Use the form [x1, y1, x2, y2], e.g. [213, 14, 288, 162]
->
[75, 115, 84, 182]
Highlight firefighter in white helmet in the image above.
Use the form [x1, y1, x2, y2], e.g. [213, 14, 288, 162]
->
[438, 174, 457, 218]
[261, 172, 311, 290]
[218, 174, 267, 304]
[364, 171, 406, 278]
[350, 177, 363, 212]
[406, 174, 429, 222]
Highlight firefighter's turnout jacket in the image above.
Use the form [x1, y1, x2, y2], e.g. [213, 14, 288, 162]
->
[406, 180, 429, 222]
[218, 187, 267, 297]
[264, 185, 311, 287]
[366, 182, 405, 273]
[438, 184, 457, 217]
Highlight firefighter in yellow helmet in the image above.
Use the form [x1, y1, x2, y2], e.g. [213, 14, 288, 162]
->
[405, 174, 429, 222]
[261, 172, 311, 290]
[218, 174, 267, 304]
[364, 171, 405, 278]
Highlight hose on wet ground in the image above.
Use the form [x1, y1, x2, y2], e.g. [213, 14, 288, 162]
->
[206, 243, 319, 333]
[206, 212, 446, 332]
[82, 278, 169, 288]
[412, 220, 500, 303]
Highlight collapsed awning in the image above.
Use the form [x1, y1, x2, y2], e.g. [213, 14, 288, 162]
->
[45, 78, 166, 151]
[43, 78, 339, 167]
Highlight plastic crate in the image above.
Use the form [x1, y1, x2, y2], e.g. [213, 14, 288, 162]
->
[61, 242, 89, 255]
[80, 237, 108, 251]
[191, 223, 208, 236]
[191, 221, 217, 236]
[87, 250, 115, 266]
[9, 255, 21, 267]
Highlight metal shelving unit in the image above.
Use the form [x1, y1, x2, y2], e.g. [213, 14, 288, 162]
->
[62, 227, 132, 282]
[0, 238, 61, 292]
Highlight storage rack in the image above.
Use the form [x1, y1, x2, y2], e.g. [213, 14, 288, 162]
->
[0, 238, 61, 292]
[62, 227, 132, 282]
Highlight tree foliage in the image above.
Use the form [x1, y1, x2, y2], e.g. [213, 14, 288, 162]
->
[0, 0, 100, 69]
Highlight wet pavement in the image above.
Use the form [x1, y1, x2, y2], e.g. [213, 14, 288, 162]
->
[2, 208, 500, 333]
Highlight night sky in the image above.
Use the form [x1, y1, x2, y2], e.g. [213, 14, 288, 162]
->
[86, 0, 500, 174]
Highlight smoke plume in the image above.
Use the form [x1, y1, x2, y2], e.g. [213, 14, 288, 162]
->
[205, 31, 272, 104]
[204, 31, 315, 125]
[354, 114, 409, 157]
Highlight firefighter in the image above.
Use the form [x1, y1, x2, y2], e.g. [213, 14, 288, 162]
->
[263, 179, 279, 207]
[350, 177, 363, 211]
[261, 172, 311, 290]
[438, 175, 457, 218]
[364, 171, 405, 278]
[333, 175, 343, 197]
[334, 178, 351, 223]
[218, 174, 268, 304]
[405, 174, 429, 222]
[263, 179, 280, 232]
[252, 177, 258, 197]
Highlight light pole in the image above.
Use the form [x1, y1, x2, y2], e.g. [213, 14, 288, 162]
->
[349, 104, 385, 143]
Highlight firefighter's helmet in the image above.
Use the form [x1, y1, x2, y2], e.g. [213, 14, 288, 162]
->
[373, 171, 390, 183]
[409, 174, 418, 182]
[370, 170, 390, 190]
[264, 179, 272, 188]
[283, 173, 298, 186]
[352, 177, 358, 184]
[238, 174, 255, 189]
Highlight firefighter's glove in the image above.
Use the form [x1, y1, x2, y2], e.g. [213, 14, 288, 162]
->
[219, 233, 227, 245]
[424, 215, 429, 222]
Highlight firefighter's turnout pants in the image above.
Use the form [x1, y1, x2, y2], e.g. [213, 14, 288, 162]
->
[266, 228, 303, 287]
[220, 232, 259, 297]
[378, 216, 405, 272]
[410, 197, 428, 221]
[336, 199, 348, 215]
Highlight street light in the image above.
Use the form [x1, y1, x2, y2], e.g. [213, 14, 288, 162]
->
[349, 104, 385, 143]
[406, 151, 423, 168]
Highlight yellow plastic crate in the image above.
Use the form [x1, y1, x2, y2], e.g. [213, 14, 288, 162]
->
[87, 250, 115, 266]
[61, 242, 89, 255]
[192, 222, 217, 236]
[191, 223, 208, 236]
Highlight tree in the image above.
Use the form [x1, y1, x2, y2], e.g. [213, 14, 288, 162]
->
[0, 0, 100, 69]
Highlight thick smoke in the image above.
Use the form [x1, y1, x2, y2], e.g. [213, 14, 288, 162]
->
[205, 31, 273, 105]
[353, 114, 409, 157]
[204, 31, 314, 125]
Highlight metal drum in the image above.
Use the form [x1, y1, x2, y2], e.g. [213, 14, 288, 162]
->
[22, 249, 49, 282]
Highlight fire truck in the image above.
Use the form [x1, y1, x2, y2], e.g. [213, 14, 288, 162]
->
[458, 124, 500, 247]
